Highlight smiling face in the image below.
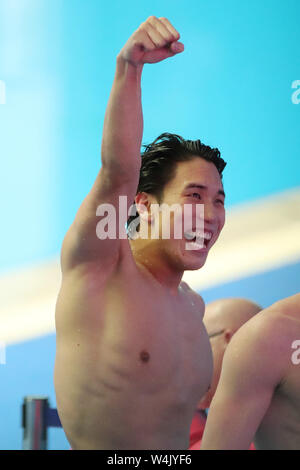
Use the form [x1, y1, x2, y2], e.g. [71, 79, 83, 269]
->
[146, 156, 226, 271]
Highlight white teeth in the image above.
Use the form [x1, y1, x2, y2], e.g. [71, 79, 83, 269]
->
[184, 231, 213, 241]
[184, 232, 195, 240]
[185, 240, 205, 251]
[204, 232, 212, 240]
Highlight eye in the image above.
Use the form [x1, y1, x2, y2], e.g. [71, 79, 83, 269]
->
[189, 193, 201, 200]
[216, 199, 224, 205]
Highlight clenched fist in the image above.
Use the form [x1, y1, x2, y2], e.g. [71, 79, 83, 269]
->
[118, 16, 184, 66]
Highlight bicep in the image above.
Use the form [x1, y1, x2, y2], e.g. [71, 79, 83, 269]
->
[61, 166, 138, 273]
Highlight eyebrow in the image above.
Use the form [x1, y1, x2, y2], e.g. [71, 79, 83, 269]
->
[183, 183, 225, 199]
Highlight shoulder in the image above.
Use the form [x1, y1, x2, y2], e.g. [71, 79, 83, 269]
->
[228, 309, 286, 356]
[223, 306, 295, 385]
[180, 281, 202, 298]
[268, 293, 300, 324]
[180, 281, 205, 310]
[253, 295, 300, 345]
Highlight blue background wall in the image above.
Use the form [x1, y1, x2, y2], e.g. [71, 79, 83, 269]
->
[0, 0, 299, 449]
[1, 0, 300, 272]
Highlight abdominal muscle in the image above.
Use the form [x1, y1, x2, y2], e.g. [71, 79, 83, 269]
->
[54, 260, 212, 450]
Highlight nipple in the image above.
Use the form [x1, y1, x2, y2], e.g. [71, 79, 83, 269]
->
[140, 350, 150, 363]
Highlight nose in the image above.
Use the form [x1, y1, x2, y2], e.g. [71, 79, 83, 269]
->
[204, 201, 218, 224]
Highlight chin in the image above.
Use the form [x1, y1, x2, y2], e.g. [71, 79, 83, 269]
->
[183, 262, 206, 271]
[182, 253, 208, 270]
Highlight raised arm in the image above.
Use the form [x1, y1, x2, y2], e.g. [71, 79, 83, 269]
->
[61, 16, 184, 273]
[102, 16, 183, 176]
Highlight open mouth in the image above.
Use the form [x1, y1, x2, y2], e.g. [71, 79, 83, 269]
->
[184, 230, 213, 249]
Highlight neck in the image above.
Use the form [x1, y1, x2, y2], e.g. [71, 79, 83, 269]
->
[129, 237, 184, 294]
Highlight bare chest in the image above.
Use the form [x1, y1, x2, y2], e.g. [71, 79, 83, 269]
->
[100, 276, 210, 396]
[56, 264, 213, 404]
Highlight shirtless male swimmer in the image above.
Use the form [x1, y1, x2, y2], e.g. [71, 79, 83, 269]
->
[201, 293, 300, 450]
[54, 16, 227, 450]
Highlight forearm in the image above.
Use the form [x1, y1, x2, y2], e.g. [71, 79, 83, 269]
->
[101, 55, 144, 179]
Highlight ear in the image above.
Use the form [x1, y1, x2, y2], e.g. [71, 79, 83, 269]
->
[135, 192, 153, 223]
[224, 329, 234, 345]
